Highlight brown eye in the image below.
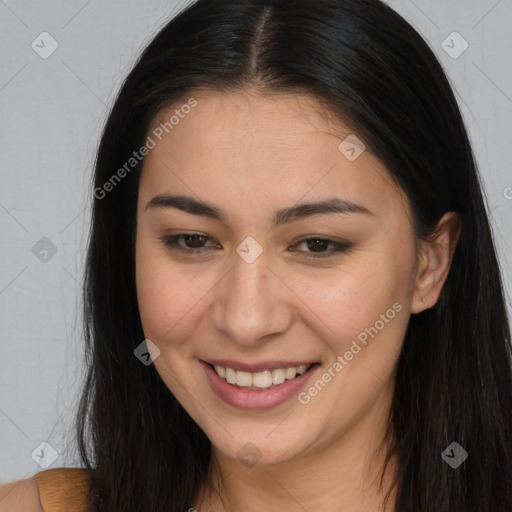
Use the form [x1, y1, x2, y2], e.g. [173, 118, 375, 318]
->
[292, 238, 352, 259]
[161, 233, 218, 253]
[160, 233, 351, 259]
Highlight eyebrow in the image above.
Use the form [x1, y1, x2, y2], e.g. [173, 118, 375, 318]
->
[145, 194, 375, 227]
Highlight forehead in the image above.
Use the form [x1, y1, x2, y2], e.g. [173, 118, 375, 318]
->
[140, 87, 408, 222]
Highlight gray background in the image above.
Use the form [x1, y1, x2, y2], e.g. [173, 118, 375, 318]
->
[0, 0, 511, 483]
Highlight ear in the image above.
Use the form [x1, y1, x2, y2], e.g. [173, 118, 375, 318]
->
[411, 211, 461, 314]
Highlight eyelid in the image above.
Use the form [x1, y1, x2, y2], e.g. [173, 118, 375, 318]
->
[158, 232, 352, 259]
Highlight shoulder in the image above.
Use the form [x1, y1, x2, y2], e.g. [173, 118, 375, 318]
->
[0, 477, 43, 512]
[35, 467, 92, 511]
[0, 467, 92, 512]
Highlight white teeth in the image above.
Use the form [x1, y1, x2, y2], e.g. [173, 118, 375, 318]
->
[252, 370, 272, 388]
[236, 371, 253, 387]
[214, 365, 225, 378]
[285, 367, 297, 380]
[296, 364, 308, 375]
[225, 367, 236, 384]
[212, 364, 312, 389]
[272, 368, 286, 385]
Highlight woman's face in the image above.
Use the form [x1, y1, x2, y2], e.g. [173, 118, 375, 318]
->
[135, 87, 421, 466]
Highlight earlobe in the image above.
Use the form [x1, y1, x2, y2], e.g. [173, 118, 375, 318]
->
[411, 211, 461, 314]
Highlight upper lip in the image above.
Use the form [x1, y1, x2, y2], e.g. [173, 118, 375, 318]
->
[202, 359, 317, 373]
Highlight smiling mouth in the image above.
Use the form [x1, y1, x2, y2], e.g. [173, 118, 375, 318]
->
[207, 363, 316, 390]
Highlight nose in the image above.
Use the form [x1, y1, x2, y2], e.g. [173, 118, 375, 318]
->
[211, 251, 294, 346]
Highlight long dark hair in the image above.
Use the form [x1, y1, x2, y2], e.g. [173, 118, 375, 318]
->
[76, 0, 512, 510]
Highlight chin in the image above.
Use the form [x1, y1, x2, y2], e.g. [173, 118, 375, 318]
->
[206, 418, 322, 467]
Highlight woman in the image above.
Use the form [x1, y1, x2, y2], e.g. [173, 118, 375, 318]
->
[2, 0, 511, 510]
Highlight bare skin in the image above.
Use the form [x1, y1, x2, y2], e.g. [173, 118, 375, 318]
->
[0, 478, 43, 511]
[135, 87, 461, 511]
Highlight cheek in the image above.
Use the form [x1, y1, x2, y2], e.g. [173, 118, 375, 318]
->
[135, 237, 183, 341]
[135, 238, 216, 344]
[291, 262, 404, 334]
[284, 248, 412, 364]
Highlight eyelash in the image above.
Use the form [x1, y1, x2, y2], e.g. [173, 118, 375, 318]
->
[159, 233, 352, 259]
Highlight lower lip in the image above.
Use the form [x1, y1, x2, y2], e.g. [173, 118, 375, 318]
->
[200, 361, 320, 410]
